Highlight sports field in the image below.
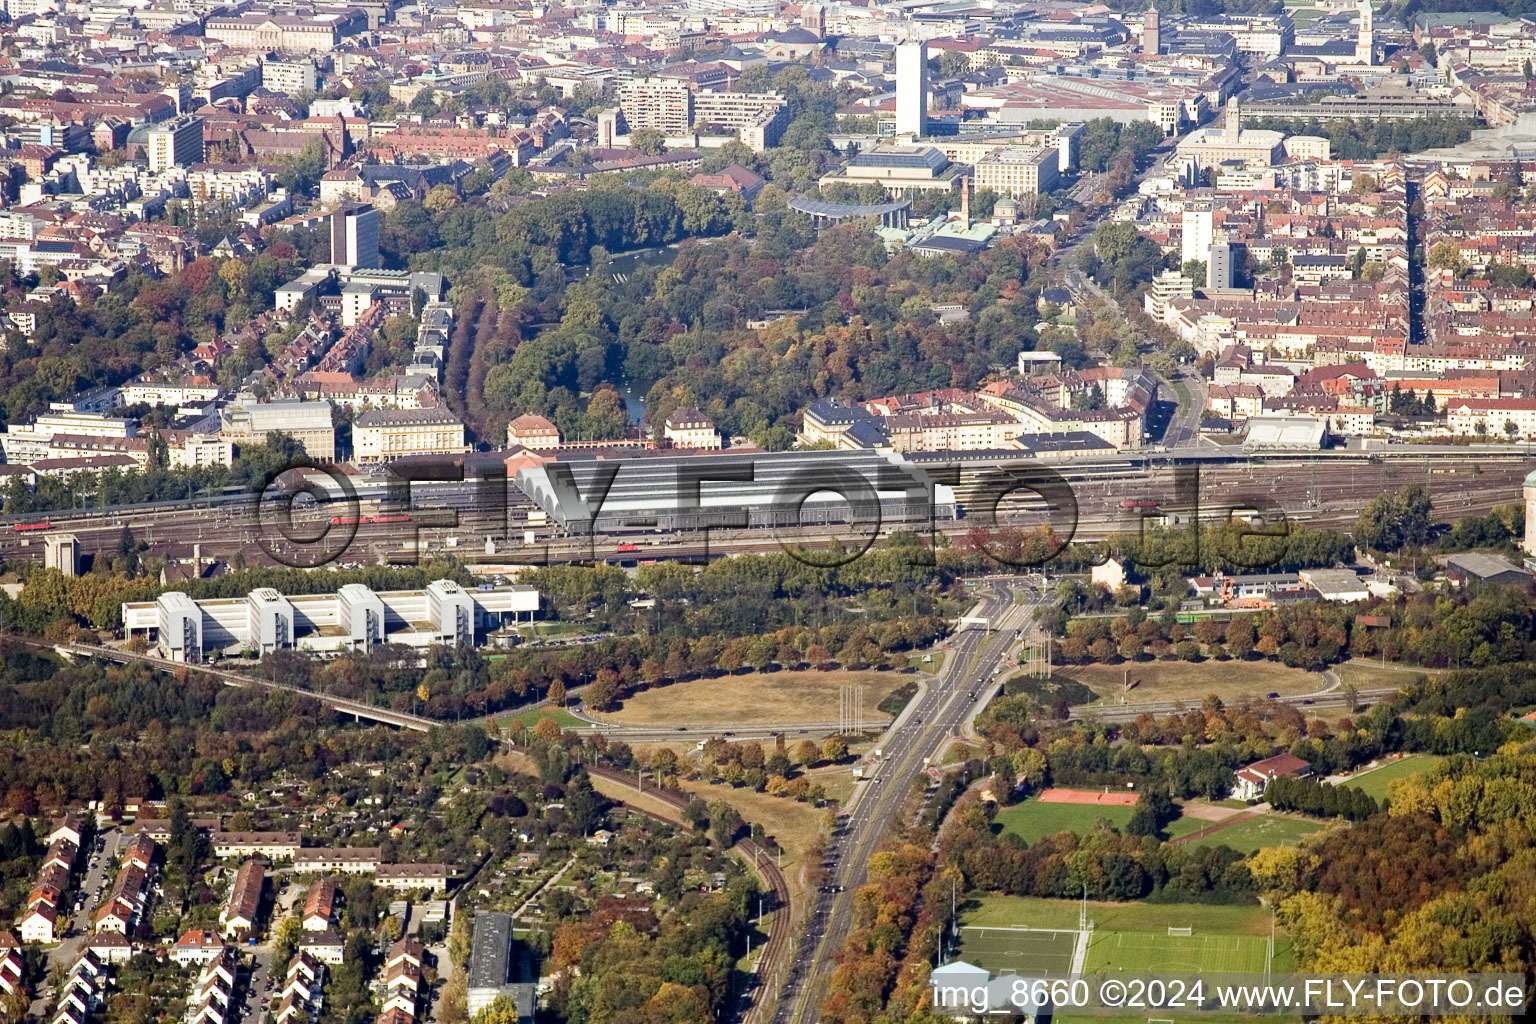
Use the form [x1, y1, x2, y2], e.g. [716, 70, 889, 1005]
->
[994, 795, 1205, 844]
[1086, 929, 1272, 974]
[994, 800, 1135, 842]
[1182, 815, 1324, 854]
[958, 926, 1080, 976]
[965, 896, 1275, 935]
[1343, 755, 1444, 802]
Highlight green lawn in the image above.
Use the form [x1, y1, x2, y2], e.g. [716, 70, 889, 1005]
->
[995, 800, 1135, 843]
[964, 896, 1274, 935]
[499, 707, 585, 731]
[995, 800, 1208, 844]
[1162, 814, 1211, 841]
[1085, 929, 1272, 973]
[1340, 755, 1445, 802]
[1183, 815, 1325, 854]
[958, 925, 1079, 976]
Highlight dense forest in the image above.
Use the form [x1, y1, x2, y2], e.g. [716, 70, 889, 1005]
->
[394, 185, 1054, 448]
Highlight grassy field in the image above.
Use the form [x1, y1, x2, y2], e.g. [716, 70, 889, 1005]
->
[497, 706, 585, 731]
[958, 925, 1079, 976]
[1334, 661, 1442, 691]
[1066, 660, 1318, 706]
[995, 799, 1213, 844]
[1086, 929, 1271, 973]
[600, 670, 906, 727]
[1184, 815, 1325, 854]
[964, 895, 1275, 934]
[1163, 814, 1212, 841]
[994, 800, 1135, 843]
[1341, 754, 1445, 801]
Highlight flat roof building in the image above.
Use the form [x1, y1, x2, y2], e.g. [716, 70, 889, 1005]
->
[467, 912, 534, 1023]
[247, 589, 295, 657]
[973, 145, 1060, 197]
[123, 583, 539, 660]
[157, 591, 203, 663]
[514, 449, 955, 534]
[819, 145, 964, 197]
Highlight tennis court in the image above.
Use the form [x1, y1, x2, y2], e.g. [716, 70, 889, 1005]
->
[958, 926, 1081, 976]
[1086, 929, 1272, 974]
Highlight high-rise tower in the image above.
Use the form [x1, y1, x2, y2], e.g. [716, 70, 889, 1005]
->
[895, 41, 928, 137]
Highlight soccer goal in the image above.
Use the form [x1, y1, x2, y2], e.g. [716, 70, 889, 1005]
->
[1167, 927, 1193, 937]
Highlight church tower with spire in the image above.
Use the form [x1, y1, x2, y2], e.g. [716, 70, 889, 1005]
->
[1356, 0, 1375, 65]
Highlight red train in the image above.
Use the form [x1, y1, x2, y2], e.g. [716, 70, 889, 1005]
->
[329, 513, 414, 525]
[14, 520, 51, 531]
[1119, 499, 1159, 510]
[616, 543, 641, 553]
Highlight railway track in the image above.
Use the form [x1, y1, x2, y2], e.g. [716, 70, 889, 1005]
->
[583, 764, 793, 1024]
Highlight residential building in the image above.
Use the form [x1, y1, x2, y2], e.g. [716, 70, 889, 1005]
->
[299, 931, 345, 966]
[146, 116, 203, 172]
[172, 930, 228, 966]
[219, 860, 264, 939]
[1233, 753, 1313, 801]
[211, 832, 302, 860]
[374, 864, 452, 893]
[292, 848, 382, 874]
[663, 408, 721, 449]
[303, 879, 337, 932]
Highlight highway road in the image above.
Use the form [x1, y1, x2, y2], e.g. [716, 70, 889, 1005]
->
[772, 577, 1041, 1024]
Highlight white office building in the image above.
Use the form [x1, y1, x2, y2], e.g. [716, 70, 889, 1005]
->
[1181, 203, 1214, 269]
[338, 583, 386, 653]
[157, 592, 204, 663]
[246, 589, 295, 656]
[123, 583, 540, 660]
[895, 41, 928, 137]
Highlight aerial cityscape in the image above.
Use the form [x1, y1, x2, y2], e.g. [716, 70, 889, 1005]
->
[0, 0, 1535, 1021]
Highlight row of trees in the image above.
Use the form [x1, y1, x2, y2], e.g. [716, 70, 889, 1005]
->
[1054, 578, 1536, 673]
[1262, 775, 1378, 820]
[1246, 115, 1476, 161]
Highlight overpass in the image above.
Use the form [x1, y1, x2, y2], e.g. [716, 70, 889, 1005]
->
[28, 638, 436, 732]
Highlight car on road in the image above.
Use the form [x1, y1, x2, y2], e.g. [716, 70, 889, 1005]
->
[1267, 692, 1280, 698]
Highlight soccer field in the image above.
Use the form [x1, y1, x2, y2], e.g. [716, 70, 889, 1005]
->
[959, 926, 1081, 976]
[1086, 930, 1272, 974]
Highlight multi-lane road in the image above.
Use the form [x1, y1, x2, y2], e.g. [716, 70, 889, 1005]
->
[771, 577, 1041, 1024]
